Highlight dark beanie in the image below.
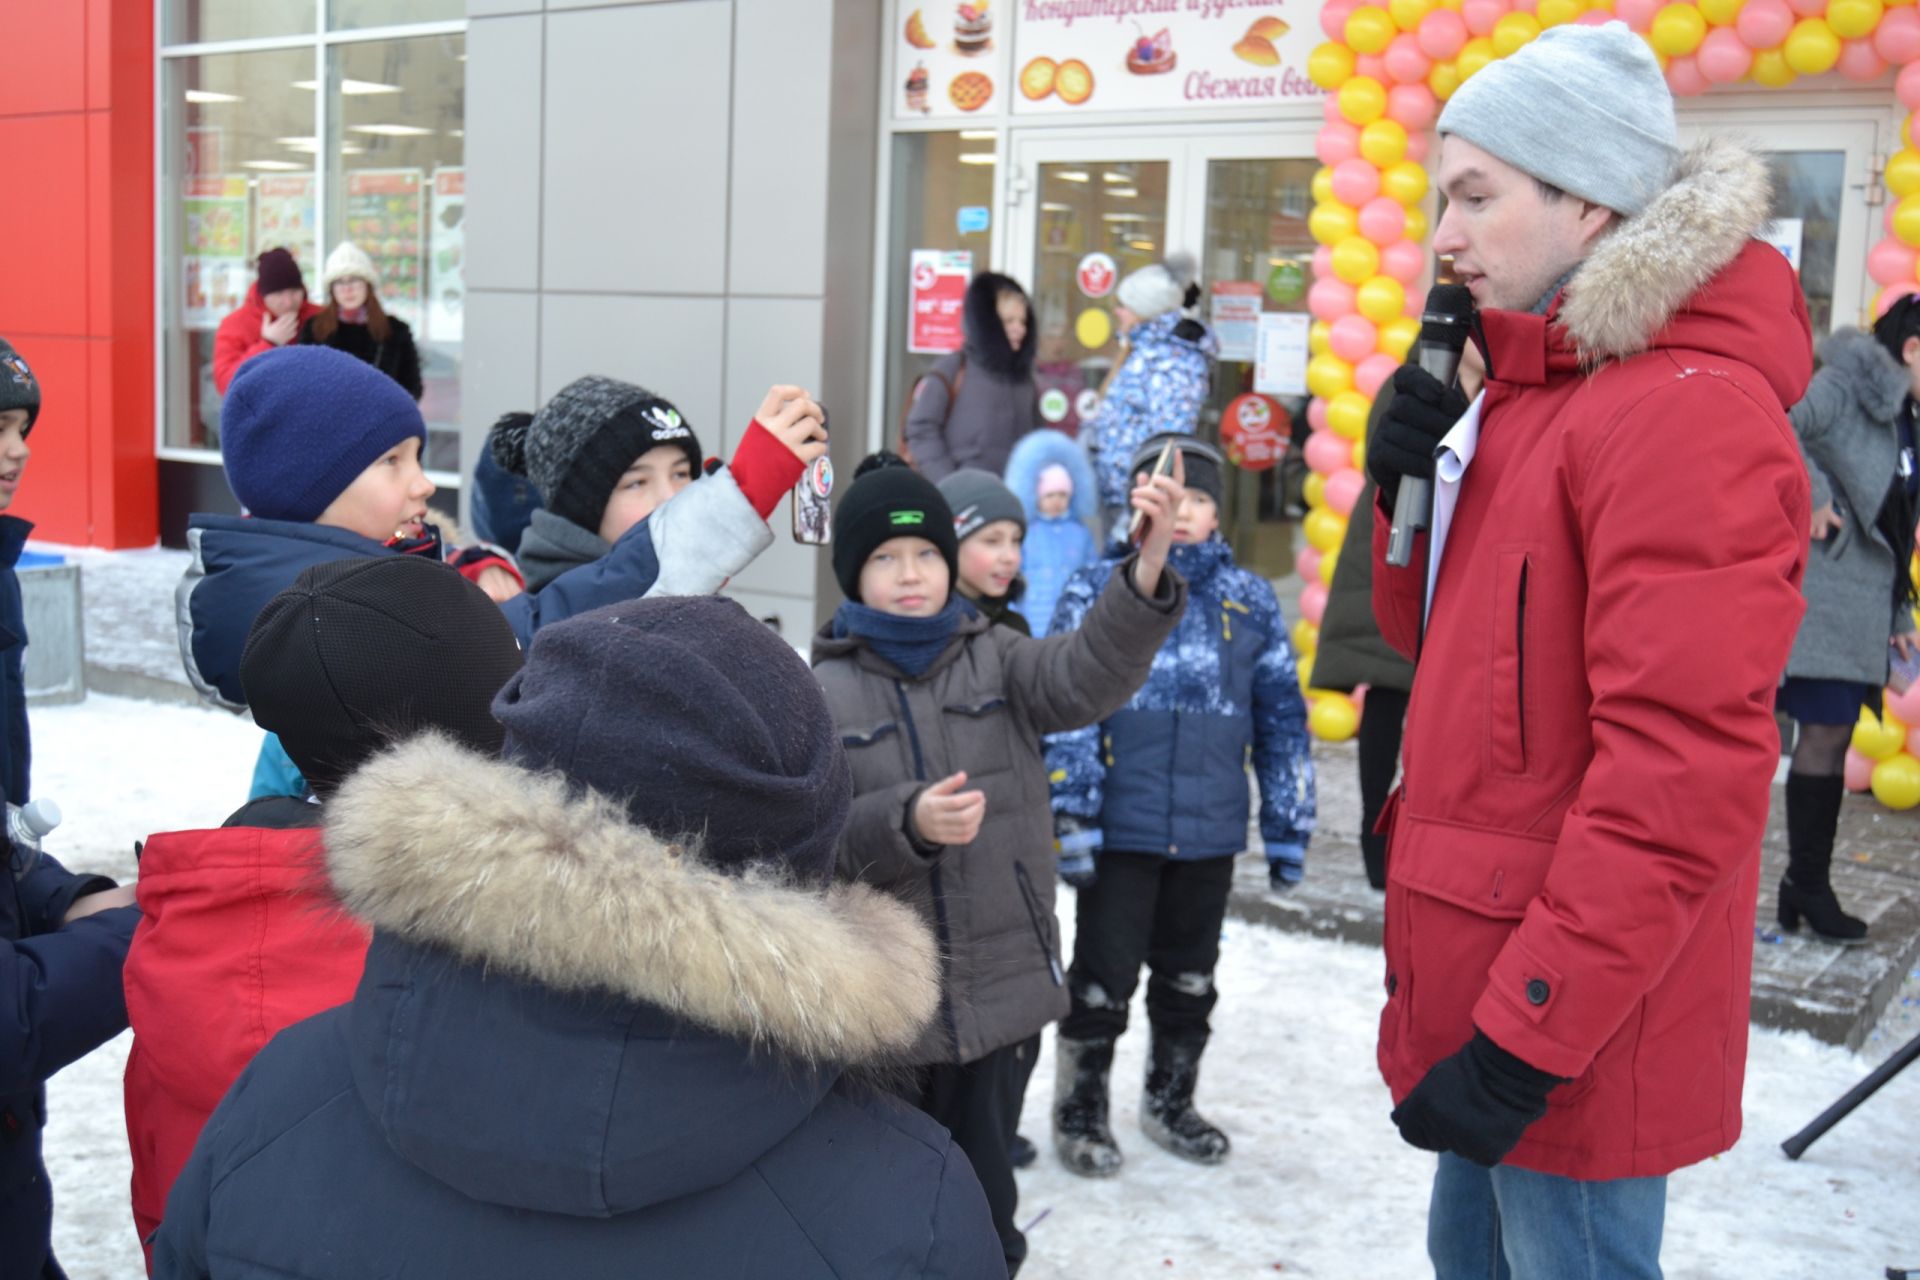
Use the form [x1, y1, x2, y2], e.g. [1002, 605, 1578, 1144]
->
[492, 595, 852, 887]
[1128, 433, 1226, 507]
[491, 376, 703, 534]
[222, 346, 427, 522]
[0, 337, 41, 435]
[241, 557, 524, 797]
[257, 247, 305, 297]
[830, 453, 960, 603]
[938, 468, 1026, 542]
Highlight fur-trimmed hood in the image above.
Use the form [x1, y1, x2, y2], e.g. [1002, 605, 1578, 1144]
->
[963, 270, 1037, 379]
[1813, 326, 1910, 425]
[1004, 426, 1100, 527]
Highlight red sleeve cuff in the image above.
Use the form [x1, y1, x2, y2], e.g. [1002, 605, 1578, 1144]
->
[729, 420, 806, 522]
[450, 550, 524, 589]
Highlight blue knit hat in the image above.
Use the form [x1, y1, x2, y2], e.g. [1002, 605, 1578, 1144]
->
[222, 346, 426, 522]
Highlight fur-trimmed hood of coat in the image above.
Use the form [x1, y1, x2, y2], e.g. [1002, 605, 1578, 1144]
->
[325, 733, 941, 1065]
[963, 271, 1037, 379]
[1559, 137, 1778, 367]
[1813, 326, 1910, 425]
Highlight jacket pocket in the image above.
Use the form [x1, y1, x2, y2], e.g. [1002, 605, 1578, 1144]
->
[941, 697, 1010, 777]
[840, 721, 899, 750]
[1487, 550, 1531, 777]
[1013, 860, 1065, 986]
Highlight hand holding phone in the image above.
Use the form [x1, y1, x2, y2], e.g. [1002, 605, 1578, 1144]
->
[792, 405, 833, 545]
[1128, 439, 1178, 543]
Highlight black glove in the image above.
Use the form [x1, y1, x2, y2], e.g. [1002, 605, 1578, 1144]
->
[1390, 1031, 1566, 1168]
[1367, 364, 1469, 510]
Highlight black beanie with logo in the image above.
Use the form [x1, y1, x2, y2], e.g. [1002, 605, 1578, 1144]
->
[830, 453, 960, 603]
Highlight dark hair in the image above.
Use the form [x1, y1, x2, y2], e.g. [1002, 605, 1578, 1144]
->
[309, 285, 392, 344]
[1533, 177, 1567, 204]
[1874, 293, 1920, 364]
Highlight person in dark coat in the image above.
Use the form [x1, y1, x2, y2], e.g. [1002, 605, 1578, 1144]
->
[1776, 309, 1920, 941]
[153, 595, 1002, 1280]
[467, 412, 543, 557]
[0, 335, 140, 1279]
[297, 243, 423, 400]
[905, 272, 1040, 481]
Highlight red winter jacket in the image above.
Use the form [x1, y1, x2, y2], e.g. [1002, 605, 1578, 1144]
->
[212, 285, 322, 394]
[123, 816, 368, 1260]
[1372, 141, 1813, 1180]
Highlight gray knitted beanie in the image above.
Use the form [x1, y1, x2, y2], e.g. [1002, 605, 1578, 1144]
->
[491, 375, 703, 534]
[1438, 22, 1678, 217]
[0, 337, 41, 434]
[938, 469, 1027, 542]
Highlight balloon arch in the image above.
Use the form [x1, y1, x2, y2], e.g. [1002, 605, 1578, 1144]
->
[1291, 0, 1920, 808]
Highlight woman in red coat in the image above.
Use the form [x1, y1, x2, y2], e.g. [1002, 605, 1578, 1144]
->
[210, 249, 321, 395]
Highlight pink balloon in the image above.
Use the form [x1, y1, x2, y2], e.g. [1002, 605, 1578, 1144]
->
[1387, 81, 1440, 130]
[1888, 679, 1920, 726]
[1296, 546, 1323, 581]
[1697, 27, 1754, 83]
[1462, 0, 1506, 36]
[1665, 55, 1710, 97]
[1574, 9, 1613, 23]
[1310, 277, 1359, 321]
[1322, 0, 1360, 39]
[1379, 238, 1426, 283]
[1355, 352, 1400, 398]
[1900, 60, 1920, 112]
[1314, 244, 1335, 279]
[1875, 7, 1920, 65]
[1299, 581, 1330, 625]
[1330, 314, 1379, 363]
[1307, 398, 1331, 434]
[1417, 9, 1470, 58]
[1384, 33, 1434, 83]
[1356, 53, 1389, 81]
[1403, 129, 1431, 164]
[1304, 429, 1352, 476]
[1868, 238, 1919, 288]
[1332, 157, 1384, 205]
[1317, 123, 1361, 167]
[1325, 94, 1347, 126]
[1735, 0, 1794, 49]
[1325, 468, 1367, 518]
[1839, 39, 1888, 82]
[1613, 0, 1658, 31]
[1877, 283, 1920, 318]
[1785, 0, 1825, 15]
[1910, 724, 1920, 759]
[1844, 747, 1876, 792]
[1359, 196, 1410, 245]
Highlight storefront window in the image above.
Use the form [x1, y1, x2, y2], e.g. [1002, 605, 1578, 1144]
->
[1768, 151, 1843, 338]
[165, 0, 314, 45]
[331, 0, 466, 31]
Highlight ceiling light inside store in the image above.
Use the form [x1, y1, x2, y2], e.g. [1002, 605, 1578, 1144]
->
[184, 89, 241, 104]
[959, 130, 996, 140]
[958, 153, 996, 166]
[293, 79, 401, 95]
[242, 160, 305, 171]
[1102, 171, 1132, 184]
[1109, 188, 1138, 198]
[1128, 240, 1156, 252]
[1101, 212, 1151, 223]
[1056, 170, 1090, 183]
[350, 124, 436, 137]
[1041, 202, 1073, 212]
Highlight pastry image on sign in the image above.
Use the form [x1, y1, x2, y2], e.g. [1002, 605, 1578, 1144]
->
[949, 70, 994, 112]
[1235, 15, 1289, 65]
[1127, 28, 1176, 75]
[905, 9, 935, 49]
[1054, 58, 1095, 105]
[905, 62, 931, 113]
[954, 0, 992, 56]
[1020, 56, 1058, 100]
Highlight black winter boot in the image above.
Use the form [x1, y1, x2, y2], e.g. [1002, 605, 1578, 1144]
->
[1052, 1037, 1123, 1177]
[1779, 772, 1867, 944]
[1141, 1037, 1229, 1164]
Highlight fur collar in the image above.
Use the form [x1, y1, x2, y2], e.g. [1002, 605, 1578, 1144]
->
[1816, 327, 1910, 424]
[963, 271, 1037, 379]
[325, 734, 941, 1064]
[1559, 137, 1773, 365]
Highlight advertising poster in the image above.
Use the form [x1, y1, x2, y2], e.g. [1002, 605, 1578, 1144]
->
[254, 174, 317, 272]
[894, 1, 1009, 119]
[1254, 310, 1310, 396]
[344, 169, 426, 328]
[1012, 3, 1322, 115]
[1210, 281, 1264, 362]
[1763, 218, 1804, 275]
[909, 249, 973, 354]
[182, 176, 251, 329]
[1219, 392, 1286, 471]
[428, 168, 466, 345]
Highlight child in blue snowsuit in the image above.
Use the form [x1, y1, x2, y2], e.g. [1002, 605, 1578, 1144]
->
[1003, 428, 1098, 637]
[1044, 434, 1314, 1180]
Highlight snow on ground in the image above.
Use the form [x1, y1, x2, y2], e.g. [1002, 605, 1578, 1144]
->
[24, 694, 1920, 1279]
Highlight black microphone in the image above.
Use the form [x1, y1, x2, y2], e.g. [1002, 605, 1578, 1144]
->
[1385, 283, 1476, 569]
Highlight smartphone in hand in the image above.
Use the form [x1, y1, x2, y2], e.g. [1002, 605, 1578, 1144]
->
[792, 406, 832, 545]
[1127, 438, 1178, 544]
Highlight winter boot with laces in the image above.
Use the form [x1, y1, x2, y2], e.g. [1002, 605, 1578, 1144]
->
[1052, 1037, 1123, 1177]
[1141, 1036, 1229, 1165]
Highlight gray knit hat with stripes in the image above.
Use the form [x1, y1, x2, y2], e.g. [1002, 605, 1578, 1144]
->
[490, 375, 703, 533]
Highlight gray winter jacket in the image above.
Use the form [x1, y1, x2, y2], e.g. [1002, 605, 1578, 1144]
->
[1314, 392, 1414, 694]
[905, 351, 1040, 482]
[1786, 327, 1918, 684]
[812, 562, 1186, 1066]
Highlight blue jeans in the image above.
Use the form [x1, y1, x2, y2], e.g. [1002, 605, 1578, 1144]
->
[1427, 1153, 1668, 1280]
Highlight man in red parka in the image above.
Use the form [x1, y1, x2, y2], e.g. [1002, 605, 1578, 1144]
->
[211, 249, 320, 395]
[1364, 22, 1812, 1277]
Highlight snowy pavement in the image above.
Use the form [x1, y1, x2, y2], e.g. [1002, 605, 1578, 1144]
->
[23, 695, 1920, 1279]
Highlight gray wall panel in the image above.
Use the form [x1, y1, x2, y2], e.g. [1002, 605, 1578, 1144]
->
[455, 289, 541, 526]
[721, 297, 824, 604]
[464, 15, 544, 292]
[729, 0, 832, 297]
[538, 293, 726, 431]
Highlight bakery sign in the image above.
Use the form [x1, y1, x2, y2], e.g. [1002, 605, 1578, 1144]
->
[894, 1, 1321, 120]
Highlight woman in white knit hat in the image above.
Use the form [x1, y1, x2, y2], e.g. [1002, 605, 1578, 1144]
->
[298, 242, 423, 401]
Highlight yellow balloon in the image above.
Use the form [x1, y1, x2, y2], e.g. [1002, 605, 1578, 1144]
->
[1310, 691, 1361, 741]
[1292, 618, 1320, 658]
[1382, 160, 1431, 205]
[1304, 507, 1349, 552]
[1332, 235, 1383, 284]
[1403, 204, 1430, 243]
[1309, 41, 1359, 90]
[1492, 11, 1542, 55]
[1649, 3, 1706, 54]
[1782, 18, 1840, 74]
[1889, 150, 1920, 201]
[1697, 0, 1740, 22]
[1457, 36, 1496, 80]
[1389, 0, 1436, 29]
[1380, 315, 1422, 360]
[1360, 119, 1410, 168]
[1318, 542, 1342, 586]
[1307, 353, 1357, 400]
[1297, 652, 1315, 689]
[1339, 76, 1389, 125]
[1303, 471, 1329, 509]
[1357, 275, 1408, 324]
[1870, 752, 1920, 810]
[1750, 47, 1797, 85]
[1826, 0, 1883, 39]
[1328, 390, 1374, 440]
[1309, 319, 1332, 356]
[1346, 5, 1398, 53]
[1312, 165, 1336, 205]
[1310, 200, 1361, 246]
[1536, 0, 1582, 26]
[1351, 436, 1368, 475]
[1894, 194, 1920, 248]
[1429, 59, 1462, 99]
[1853, 709, 1907, 761]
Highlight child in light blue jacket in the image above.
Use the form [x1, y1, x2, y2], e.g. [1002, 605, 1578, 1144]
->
[1003, 428, 1098, 637]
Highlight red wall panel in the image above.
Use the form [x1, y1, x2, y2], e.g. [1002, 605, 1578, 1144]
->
[0, 117, 91, 338]
[0, 2, 87, 118]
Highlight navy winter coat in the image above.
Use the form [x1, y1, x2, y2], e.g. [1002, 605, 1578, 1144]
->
[0, 516, 138, 1279]
[154, 735, 1004, 1280]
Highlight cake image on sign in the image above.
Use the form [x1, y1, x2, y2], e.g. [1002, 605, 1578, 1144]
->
[954, 0, 992, 56]
[949, 70, 994, 112]
[905, 62, 931, 113]
[1054, 58, 1095, 105]
[1020, 56, 1058, 101]
[904, 8, 935, 49]
[1127, 28, 1176, 75]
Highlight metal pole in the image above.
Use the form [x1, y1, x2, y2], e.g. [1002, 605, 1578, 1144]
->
[1781, 1029, 1920, 1160]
